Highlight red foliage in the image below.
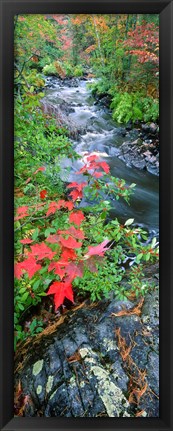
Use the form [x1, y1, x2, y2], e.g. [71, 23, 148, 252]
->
[40, 189, 47, 199]
[59, 235, 82, 249]
[46, 200, 74, 216]
[20, 239, 34, 244]
[69, 211, 85, 226]
[14, 256, 42, 279]
[14, 156, 112, 310]
[85, 239, 110, 257]
[15, 206, 29, 221]
[30, 242, 56, 260]
[47, 280, 74, 309]
[124, 22, 159, 65]
[58, 226, 85, 240]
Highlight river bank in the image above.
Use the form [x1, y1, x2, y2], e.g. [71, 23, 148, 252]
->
[43, 76, 159, 176]
[41, 75, 159, 234]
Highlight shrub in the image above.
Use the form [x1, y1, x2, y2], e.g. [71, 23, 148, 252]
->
[73, 65, 84, 77]
[110, 91, 159, 124]
[43, 63, 58, 76]
[14, 149, 159, 350]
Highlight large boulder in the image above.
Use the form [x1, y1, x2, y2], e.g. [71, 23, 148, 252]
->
[14, 280, 159, 417]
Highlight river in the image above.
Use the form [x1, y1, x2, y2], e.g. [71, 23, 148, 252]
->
[43, 78, 159, 237]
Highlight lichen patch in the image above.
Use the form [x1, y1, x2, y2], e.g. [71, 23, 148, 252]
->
[32, 359, 44, 376]
[36, 385, 42, 395]
[46, 375, 54, 394]
[91, 365, 129, 417]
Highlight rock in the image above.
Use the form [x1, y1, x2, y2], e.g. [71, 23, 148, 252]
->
[131, 158, 146, 170]
[149, 123, 158, 135]
[14, 281, 159, 417]
[142, 124, 150, 133]
[40, 99, 81, 139]
[117, 137, 159, 176]
[125, 120, 133, 131]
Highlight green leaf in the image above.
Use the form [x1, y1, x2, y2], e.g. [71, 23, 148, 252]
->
[18, 303, 25, 311]
[20, 291, 29, 302]
[124, 218, 134, 227]
[145, 252, 151, 261]
[136, 253, 143, 261]
[151, 237, 157, 248]
[33, 279, 41, 291]
[19, 287, 27, 294]
[32, 228, 39, 240]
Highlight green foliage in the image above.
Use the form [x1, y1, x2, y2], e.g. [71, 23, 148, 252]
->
[89, 78, 110, 97]
[110, 91, 159, 124]
[43, 63, 58, 76]
[73, 65, 84, 77]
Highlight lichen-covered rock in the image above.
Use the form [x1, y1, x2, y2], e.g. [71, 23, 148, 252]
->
[14, 284, 159, 417]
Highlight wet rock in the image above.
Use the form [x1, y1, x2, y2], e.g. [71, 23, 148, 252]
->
[117, 138, 159, 176]
[59, 101, 75, 115]
[149, 122, 158, 135]
[125, 121, 133, 131]
[15, 279, 159, 417]
[131, 158, 146, 170]
[40, 99, 81, 139]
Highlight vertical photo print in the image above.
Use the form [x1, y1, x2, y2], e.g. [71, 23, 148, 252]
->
[14, 14, 159, 418]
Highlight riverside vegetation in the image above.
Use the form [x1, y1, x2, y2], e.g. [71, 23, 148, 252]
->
[14, 14, 159, 353]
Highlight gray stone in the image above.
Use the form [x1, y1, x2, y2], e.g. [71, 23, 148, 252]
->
[14, 280, 159, 417]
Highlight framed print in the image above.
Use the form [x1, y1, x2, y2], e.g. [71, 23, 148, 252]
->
[0, 0, 173, 430]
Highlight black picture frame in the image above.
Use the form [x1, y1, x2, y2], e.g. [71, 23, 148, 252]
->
[0, 0, 173, 430]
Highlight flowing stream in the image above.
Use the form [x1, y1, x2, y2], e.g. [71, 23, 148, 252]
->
[44, 78, 159, 236]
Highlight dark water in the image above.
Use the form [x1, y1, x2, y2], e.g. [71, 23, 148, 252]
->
[44, 79, 159, 235]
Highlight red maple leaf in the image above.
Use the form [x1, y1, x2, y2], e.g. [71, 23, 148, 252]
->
[46, 234, 60, 243]
[47, 280, 74, 309]
[57, 199, 74, 211]
[69, 189, 83, 201]
[85, 239, 110, 257]
[69, 211, 85, 226]
[48, 262, 67, 279]
[58, 226, 85, 240]
[86, 154, 99, 162]
[67, 182, 87, 192]
[93, 172, 103, 178]
[30, 242, 56, 260]
[65, 262, 83, 283]
[59, 236, 82, 249]
[15, 206, 29, 221]
[61, 248, 77, 261]
[75, 165, 88, 175]
[46, 202, 58, 216]
[97, 161, 110, 174]
[20, 239, 34, 244]
[40, 189, 47, 199]
[14, 257, 42, 279]
[47, 200, 74, 216]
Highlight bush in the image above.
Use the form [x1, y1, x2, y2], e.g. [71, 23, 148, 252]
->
[43, 63, 58, 76]
[14, 146, 159, 350]
[73, 65, 84, 77]
[110, 91, 159, 124]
